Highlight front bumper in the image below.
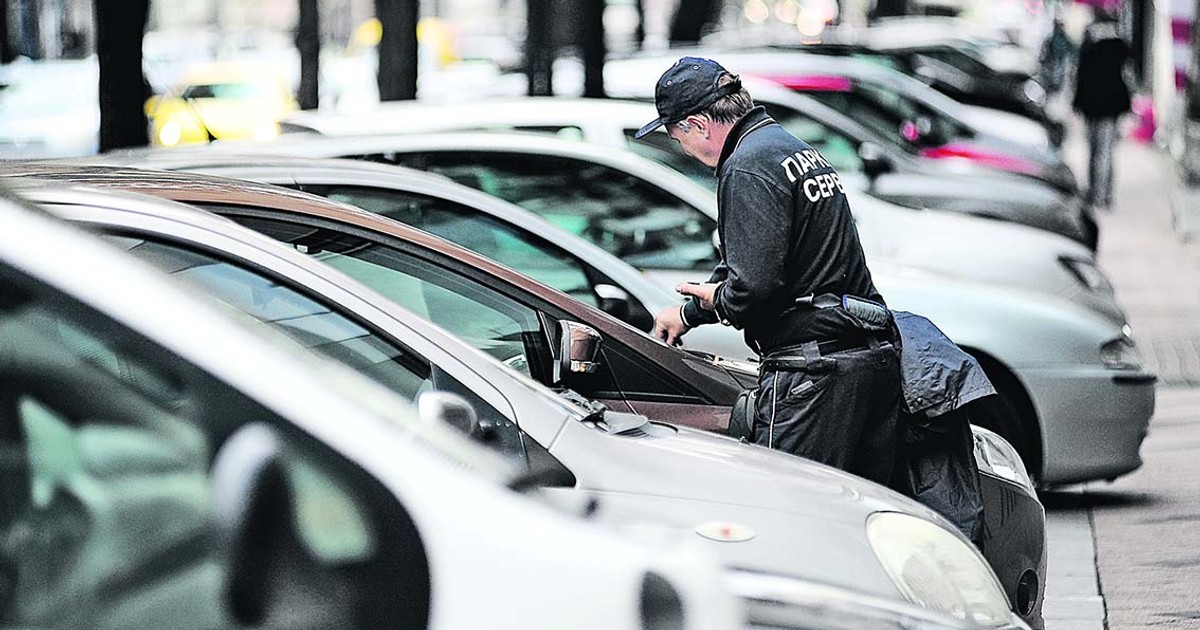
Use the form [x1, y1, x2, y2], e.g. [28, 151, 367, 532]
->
[1021, 365, 1156, 486]
[725, 570, 1031, 630]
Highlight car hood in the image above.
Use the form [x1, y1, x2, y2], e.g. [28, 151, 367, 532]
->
[554, 416, 948, 525]
[848, 192, 1125, 323]
[549, 418, 949, 594]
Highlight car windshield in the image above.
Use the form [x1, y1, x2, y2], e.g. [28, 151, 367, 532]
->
[179, 82, 276, 99]
[398, 151, 719, 271]
[625, 115, 863, 191]
[800, 81, 969, 150]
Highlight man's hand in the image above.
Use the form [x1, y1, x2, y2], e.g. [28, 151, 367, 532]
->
[654, 306, 690, 347]
[676, 282, 719, 311]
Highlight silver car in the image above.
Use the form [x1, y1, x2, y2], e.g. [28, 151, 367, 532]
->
[7, 173, 1028, 629]
[277, 90, 1094, 247]
[0, 184, 745, 630]
[125, 133, 1155, 487]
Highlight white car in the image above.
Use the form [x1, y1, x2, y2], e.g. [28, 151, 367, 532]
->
[119, 132, 1157, 487]
[4, 165, 1039, 629]
[0, 184, 747, 630]
[102, 110, 1120, 323]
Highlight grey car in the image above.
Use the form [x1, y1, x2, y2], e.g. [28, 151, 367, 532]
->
[0, 184, 752, 630]
[277, 90, 1095, 248]
[128, 133, 1152, 487]
[6, 169, 1030, 629]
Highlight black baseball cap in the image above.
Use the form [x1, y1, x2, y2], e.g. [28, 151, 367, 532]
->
[634, 57, 742, 139]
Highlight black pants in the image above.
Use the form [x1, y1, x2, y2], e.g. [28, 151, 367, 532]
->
[752, 342, 901, 486]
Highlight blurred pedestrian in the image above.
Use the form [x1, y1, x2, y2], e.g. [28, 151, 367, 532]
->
[1038, 7, 1077, 147]
[1073, 5, 1132, 211]
[641, 57, 903, 486]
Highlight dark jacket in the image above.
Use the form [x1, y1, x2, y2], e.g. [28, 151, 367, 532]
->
[893, 310, 996, 417]
[682, 106, 882, 354]
[1073, 19, 1132, 118]
[891, 310, 992, 547]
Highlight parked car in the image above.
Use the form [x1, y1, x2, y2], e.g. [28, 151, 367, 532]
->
[0, 183, 747, 630]
[123, 135, 1155, 487]
[5, 169, 1032, 629]
[0, 57, 99, 158]
[145, 61, 298, 147]
[765, 24, 1054, 132]
[600, 52, 1078, 195]
[275, 91, 1096, 248]
[91, 148, 1122, 354]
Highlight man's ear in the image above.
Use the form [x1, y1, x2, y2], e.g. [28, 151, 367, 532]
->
[685, 114, 708, 136]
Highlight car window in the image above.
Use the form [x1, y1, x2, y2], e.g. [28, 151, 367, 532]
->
[623, 128, 720, 190]
[104, 235, 435, 400]
[310, 185, 600, 308]
[917, 47, 991, 75]
[806, 83, 966, 149]
[756, 105, 864, 173]
[0, 264, 430, 630]
[102, 233, 530, 462]
[212, 213, 693, 405]
[210, 219, 547, 381]
[381, 151, 720, 272]
[179, 82, 275, 99]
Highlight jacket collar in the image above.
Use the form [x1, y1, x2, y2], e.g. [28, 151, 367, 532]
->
[717, 106, 775, 175]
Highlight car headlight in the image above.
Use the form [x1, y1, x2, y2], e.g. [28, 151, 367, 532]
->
[1059, 256, 1114, 294]
[159, 120, 182, 147]
[973, 426, 1035, 494]
[867, 512, 1013, 627]
[1100, 337, 1143, 370]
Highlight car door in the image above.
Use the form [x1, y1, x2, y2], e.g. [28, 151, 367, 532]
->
[98, 231, 581, 485]
[0, 255, 432, 630]
[201, 211, 725, 425]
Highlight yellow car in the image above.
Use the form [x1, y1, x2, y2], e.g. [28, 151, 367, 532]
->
[146, 62, 298, 146]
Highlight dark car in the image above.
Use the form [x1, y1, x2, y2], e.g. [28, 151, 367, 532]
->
[603, 51, 1077, 196]
[5, 163, 1045, 627]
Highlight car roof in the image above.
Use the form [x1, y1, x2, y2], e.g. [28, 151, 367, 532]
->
[0, 162, 623, 330]
[606, 51, 965, 115]
[283, 97, 661, 136]
[98, 156, 681, 311]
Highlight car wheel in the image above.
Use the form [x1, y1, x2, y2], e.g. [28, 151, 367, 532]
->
[965, 354, 1043, 485]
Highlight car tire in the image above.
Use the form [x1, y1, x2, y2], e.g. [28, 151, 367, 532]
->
[965, 354, 1043, 485]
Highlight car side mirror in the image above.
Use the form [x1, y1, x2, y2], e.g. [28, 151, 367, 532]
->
[554, 320, 603, 385]
[858, 142, 892, 180]
[595, 283, 631, 321]
[418, 391, 484, 440]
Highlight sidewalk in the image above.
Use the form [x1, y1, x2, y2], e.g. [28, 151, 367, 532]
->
[1041, 122, 1200, 630]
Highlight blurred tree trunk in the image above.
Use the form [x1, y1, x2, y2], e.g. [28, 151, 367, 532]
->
[868, 0, 908, 21]
[17, 0, 39, 58]
[297, 0, 320, 110]
[580, 0, 605, 98]
[376, 0, 418, 101]
[669, 0, 719, 46]
[94, 0, 149, 151]
[0, 0, 14, 63]
[525, 0, 552, 96]
[634, 0, 645, 50]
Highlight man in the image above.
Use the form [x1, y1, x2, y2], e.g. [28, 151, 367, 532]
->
[639, 57, 902, 485]
[1073, 5, 1131, 210]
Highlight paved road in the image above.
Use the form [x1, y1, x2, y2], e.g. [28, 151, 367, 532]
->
[1041, 123, 1200, 630]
